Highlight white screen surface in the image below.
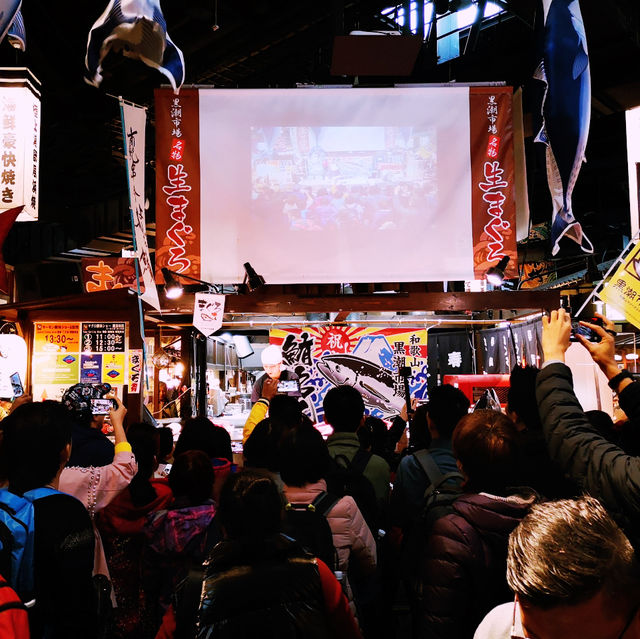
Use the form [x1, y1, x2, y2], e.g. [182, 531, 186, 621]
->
[199, 87, 473, 284]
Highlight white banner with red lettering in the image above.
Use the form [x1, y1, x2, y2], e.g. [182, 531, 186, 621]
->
[193, 293, 225, 337]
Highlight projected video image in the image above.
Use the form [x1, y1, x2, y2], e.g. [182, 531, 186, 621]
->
[251, 126, 437, 231]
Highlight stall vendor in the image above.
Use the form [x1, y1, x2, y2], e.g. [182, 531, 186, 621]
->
[251, 344, 300, 403]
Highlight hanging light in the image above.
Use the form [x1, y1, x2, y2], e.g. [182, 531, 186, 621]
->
[486, 256, 510, 287]
[162, 268, 184, 299]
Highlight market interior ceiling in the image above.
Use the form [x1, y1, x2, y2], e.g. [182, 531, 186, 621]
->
[1, 0, 640, 314]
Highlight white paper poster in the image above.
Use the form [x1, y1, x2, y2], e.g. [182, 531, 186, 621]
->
[193, 293, 225, 337]
[121, 101, 160, 311]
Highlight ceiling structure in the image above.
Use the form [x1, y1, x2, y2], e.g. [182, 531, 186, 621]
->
[0, 0, 638, 314]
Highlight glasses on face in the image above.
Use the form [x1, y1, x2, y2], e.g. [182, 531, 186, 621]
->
[512, 598, 640, 639]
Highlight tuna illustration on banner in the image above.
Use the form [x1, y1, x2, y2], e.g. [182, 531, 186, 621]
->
[269, 327, 428, 423]
[121, 101, 160, 310]
[85, 0, 185, 92]
[0, 1, 21, 46]
[193, 293, 225, 337]
[599, 240, 640, 330]
[534, 0, 592, 255]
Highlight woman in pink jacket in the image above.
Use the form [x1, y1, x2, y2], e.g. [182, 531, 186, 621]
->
[280, 425, 377, 610]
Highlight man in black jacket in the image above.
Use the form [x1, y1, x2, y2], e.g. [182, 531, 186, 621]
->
[536, 307, 640, 547]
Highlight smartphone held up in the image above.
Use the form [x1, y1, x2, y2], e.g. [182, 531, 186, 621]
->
[570, 316, 604, 343]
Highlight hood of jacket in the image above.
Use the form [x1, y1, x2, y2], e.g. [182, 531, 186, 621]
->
[97, 478, 173, 537]
[451, 490, 538, 544]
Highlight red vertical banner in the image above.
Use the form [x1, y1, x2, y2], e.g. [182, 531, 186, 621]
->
[470, 87, 518, 280]
[155, 88, 201, 284]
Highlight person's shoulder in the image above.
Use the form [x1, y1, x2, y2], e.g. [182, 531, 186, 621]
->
[367, 452, 390, 473]
[473, 601, 517, 639]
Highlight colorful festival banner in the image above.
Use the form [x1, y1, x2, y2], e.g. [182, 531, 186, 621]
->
[81, 257, 142, 293]
[155, 88, 201, 284]
[269, 326, 428, 423]
[121, 101, 160, 311]
[599, 240, 640, 330]
[470, 87, 518, 279]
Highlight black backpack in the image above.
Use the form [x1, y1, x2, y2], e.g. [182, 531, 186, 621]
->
[282, 492, 339, 571]
[401, 450, 464, 591]
[325, 450, 379, 535]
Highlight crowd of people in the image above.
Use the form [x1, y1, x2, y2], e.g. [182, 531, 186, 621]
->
[2, 308, 640, 638]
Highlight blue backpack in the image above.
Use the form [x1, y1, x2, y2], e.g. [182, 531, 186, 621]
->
[0, 487, 61, 605]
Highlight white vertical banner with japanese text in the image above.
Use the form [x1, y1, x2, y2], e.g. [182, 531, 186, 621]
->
[0, 71, 41, 221]
[121, 101, 160, 311]
[193, 293, 225, 336]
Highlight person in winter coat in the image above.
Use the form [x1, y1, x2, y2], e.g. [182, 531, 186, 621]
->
[143, 450, 220, 629]
[280, 424, 377, 612]
[536, 308, 640, 549]
[419, 409, 538, 639]
[97, 423, 173, 639]
[193, 469, 361, 639]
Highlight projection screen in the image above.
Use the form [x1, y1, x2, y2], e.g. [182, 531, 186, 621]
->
[155, 86, 517, 285]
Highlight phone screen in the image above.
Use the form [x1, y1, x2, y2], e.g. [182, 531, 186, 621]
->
[9, 372, 23, 398]
[91, 398, 113, 415]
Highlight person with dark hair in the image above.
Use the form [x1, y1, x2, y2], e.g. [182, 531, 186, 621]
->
[189, 469, 361, 639]
[174, 416, 232, 502]
[281, 425, 377, 617]
[507, 365, 577, 500]
[475, 496, 640, 639]
[97, 422, 173, 638]
[1, 400, 97, 638]
[391, 384, 469, 530]
[324, 385, 391, 514]
[62, 382, 117, 467]
[419, 409, 537, 639]
[143, 450, 219, 628]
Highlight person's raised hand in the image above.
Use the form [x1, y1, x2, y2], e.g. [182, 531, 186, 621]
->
[541, 308, 572, 363]
[400, 396, 419, 421]
[262, 377, 279, 401]
[576, 313, 619, 380]
[108, 393, 127, 426]
[9, 394, 32, 414]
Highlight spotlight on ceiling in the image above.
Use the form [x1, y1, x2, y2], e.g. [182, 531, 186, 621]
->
[162, 267, 184, 299]
[243, 262, 265, 292]
[486, 256, 510, 287]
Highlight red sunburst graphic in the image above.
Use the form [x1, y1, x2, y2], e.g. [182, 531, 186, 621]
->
[316, 326, 361, 355]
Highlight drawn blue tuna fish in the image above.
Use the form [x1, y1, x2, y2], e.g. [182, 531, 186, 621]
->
[0, 1, 21, 47]
[316, 354, 405, 415]
[534, 0, 593, 255]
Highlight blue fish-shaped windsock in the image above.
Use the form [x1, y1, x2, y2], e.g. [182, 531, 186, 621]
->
[534, 0, 593, 255]
[85, 0, 185, 93]
[0, 1, 21, 47]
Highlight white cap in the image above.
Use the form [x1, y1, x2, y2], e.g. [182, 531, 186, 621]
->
[261, 344, 283, 366]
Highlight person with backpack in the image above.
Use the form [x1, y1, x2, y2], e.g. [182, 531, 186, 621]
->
[187, 469, 360, 639]
[418, 409, 538, 639]
[390, 384, 470, 533]
[324, 385, 390, 524]
[0, 574, 29, 638]
[0, 400, 98, 638]
[280, 425, 377, 619]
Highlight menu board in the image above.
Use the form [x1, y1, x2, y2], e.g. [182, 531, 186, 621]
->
[32, 321, 130, 401]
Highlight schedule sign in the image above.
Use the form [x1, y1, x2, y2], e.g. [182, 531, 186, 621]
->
[81, 323, 126, 353]
[34, 323, 81, 353]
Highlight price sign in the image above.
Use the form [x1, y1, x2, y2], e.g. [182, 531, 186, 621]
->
[81, 323, 126, 353]
[34, 323, 81, 353]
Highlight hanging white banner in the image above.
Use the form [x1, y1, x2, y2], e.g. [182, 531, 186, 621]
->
[193, 293, 225, 336]
[121, 100, 160, 311]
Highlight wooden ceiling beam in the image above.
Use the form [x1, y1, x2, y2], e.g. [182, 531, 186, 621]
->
[158, 288, 561, 316]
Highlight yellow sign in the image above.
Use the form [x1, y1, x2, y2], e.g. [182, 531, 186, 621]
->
[599, 241, 640, 329]
[34, 323, 81, 353]
[102, 353, 125, 384]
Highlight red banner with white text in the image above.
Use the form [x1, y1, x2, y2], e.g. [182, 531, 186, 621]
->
[155, 88, 201, 284]
[470, 87, 517, 280]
